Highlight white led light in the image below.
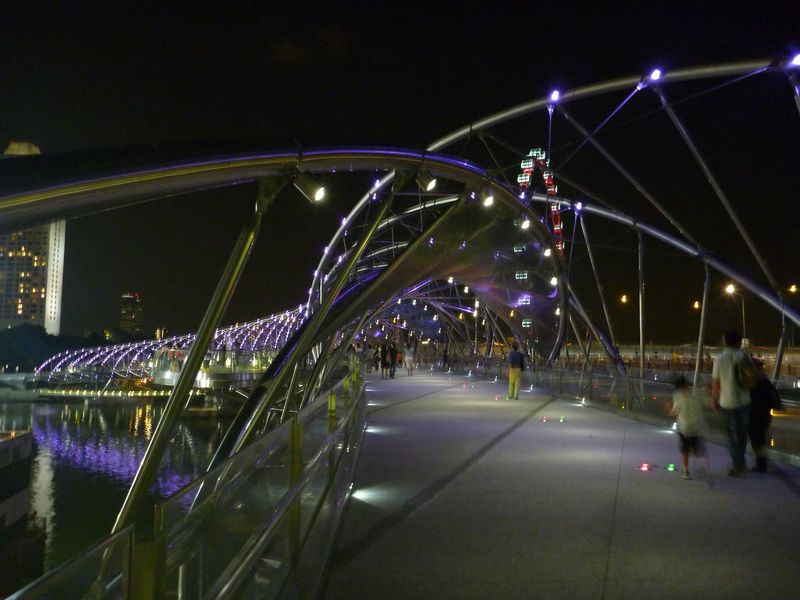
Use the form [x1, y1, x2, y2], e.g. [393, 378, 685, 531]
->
[550, 90, 560, 102]
[550, 277, 558, 286]
[650, 68, 662, 81]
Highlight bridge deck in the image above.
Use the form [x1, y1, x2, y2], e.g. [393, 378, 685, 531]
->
[322, 370, 800, 599]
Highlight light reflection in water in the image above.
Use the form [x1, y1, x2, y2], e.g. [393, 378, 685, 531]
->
[0, 400, 227, 571]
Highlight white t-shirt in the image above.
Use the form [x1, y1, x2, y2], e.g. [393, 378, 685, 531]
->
[672, 388, 705, 436]
[712, 347, 751, 409]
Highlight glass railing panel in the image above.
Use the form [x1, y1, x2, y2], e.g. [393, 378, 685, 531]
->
[157, 418, 294, 598]
[156, 378, 365, 599]
[7, 526, 133, 600]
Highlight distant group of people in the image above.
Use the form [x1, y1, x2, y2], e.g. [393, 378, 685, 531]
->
[356, 339, 418, 379]
[671, 329, 782, 480]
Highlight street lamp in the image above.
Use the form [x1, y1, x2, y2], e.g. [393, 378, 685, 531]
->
[725, 283, 746, 346]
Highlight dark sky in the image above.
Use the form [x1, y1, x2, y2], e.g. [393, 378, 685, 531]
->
[1, 2, 798, 342]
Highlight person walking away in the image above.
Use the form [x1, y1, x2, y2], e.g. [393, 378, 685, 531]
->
[711, 331, 751, 477]
[380, 343, 389, 380]
[507, 343, 525, 400]
[749, 358, 782, 472]
[388, 342, 398, 379]
[669, 376, 708, 480]
[406, 340, 416, 376]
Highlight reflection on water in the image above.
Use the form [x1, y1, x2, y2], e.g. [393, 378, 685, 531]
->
[0, 400, 227, 571]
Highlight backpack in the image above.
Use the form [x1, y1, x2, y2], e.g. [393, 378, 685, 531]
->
[735, 353, 759, 391]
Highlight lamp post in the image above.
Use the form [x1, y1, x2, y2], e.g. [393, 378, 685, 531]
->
[725, 283, 746, 346]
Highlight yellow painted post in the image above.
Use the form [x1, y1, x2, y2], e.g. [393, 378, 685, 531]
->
[343, 378, 351, 408]
[289, 416, 303, 566]
[328, 390, 337, 482]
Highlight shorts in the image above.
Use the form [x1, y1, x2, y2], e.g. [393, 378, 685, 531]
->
[678, 432, 704, 454]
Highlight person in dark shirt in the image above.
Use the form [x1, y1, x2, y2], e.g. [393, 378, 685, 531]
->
[388, 342, 398, 379]
[507, 343, 525, 400]
[749, 358, 781, 472]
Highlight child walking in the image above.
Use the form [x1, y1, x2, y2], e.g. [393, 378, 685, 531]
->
[669, 376, 709, 480]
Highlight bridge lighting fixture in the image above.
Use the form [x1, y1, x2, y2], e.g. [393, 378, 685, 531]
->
[792, 54, 800, 67]
[544, 248, 552, 257]
[480, 188, 494, 207]
[550, 277, 558, 286]
[574, 202, 583, 212]
[463, 285, 469, 294]
[550, 90, 560, 102]
[521, 218, 531, 230]
[649, 68, 662, 81]
[416, 170, 437, 192]
[789, 284, 798, 294]
[293, 172, 326, 203]
[447, 276, 454, 284]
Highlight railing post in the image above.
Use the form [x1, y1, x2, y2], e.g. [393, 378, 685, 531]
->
[328, 390, 337, 483]
[289, 416, 304, 566]
[343, 378, 351, 408]
[626, 377, 633, 411]
[130, 508, 165, 600]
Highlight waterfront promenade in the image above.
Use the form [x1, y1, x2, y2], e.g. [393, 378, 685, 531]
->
[322, 370, 800, 599]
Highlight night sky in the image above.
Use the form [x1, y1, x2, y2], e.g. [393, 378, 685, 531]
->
[1, 2, 798, 343]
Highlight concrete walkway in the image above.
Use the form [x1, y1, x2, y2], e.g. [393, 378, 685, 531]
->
[321, 370, 800, 599]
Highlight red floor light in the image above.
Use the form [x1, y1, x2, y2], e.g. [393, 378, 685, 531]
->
[639, 463, 651, 471]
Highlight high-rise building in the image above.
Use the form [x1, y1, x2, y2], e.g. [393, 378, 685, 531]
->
[119, 292, 143, 337]
[0, 142, 65, 335]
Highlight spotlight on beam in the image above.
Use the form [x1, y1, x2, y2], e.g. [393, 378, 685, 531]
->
[416, 171, 437, 192]
[293, 172, 325, 203]
[480, 187, 494, 207]
[549, 90, 560, 102]
[649, 68, 662, 81]
[792, 53, 800, 67]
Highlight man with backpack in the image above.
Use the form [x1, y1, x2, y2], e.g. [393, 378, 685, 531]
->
[711, 330, 752, 477]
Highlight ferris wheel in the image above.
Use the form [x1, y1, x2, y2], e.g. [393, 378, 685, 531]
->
[517, 147, 564, 255]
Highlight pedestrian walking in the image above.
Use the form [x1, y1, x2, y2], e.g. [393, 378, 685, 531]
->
[507, 343, 525, 400]
[749, 358, 782, 472]
[669, 376, 709, 480]
[711, 331, 751, 477]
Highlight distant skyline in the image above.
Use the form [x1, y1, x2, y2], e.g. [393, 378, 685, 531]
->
[1, 3, 798, 343]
